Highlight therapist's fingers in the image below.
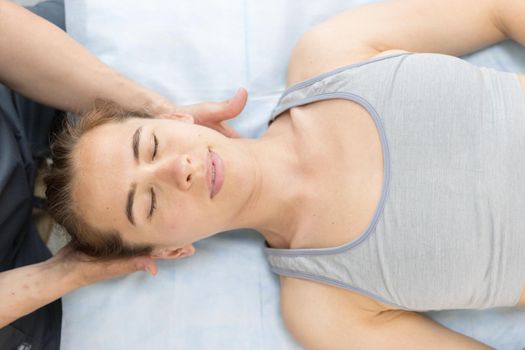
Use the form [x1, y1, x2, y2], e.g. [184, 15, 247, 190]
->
[177, 87, 248, 122]
[160, 112, 241, 138]
[84, 255, 158, 281]
[159, 88, 247, 138]
[54, 245, 159, 286]
[83, 255, 158, 283]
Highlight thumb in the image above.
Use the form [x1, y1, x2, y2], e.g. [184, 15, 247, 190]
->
[177, 88, 248, 122]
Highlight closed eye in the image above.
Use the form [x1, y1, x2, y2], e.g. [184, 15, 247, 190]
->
[148, 188, 156, 220]
[152, 133, 159, 160]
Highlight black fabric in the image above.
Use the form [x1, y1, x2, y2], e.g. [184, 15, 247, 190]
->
[0, 1, 65, 349]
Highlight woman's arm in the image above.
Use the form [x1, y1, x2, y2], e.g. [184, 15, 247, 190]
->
[286, 306, 494, 349]
[280, 277, 493, 350]
[289, 0, 523, 83]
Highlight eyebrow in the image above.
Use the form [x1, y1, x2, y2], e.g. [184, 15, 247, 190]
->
[126, 126, 143, 226]
[132, 126, 142, 162]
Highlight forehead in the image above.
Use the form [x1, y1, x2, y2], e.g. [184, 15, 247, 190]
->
[71, 118, 144, 232]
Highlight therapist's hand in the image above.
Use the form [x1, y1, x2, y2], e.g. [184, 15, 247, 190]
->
[159, 88, 248, 138]
[54, 245, 158, 287]
[0, 244, 157, 328]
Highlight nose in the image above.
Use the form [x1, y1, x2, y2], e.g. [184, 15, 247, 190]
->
[150, 154, 194, 191]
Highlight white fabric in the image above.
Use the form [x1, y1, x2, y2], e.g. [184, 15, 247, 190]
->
[63, 0, 525, 349]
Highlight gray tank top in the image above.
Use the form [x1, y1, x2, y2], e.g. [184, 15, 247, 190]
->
[264, 52, 525, 311]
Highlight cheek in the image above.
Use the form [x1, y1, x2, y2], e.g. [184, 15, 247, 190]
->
[158, 200, 194, 232]
[164, 200, 218, 236]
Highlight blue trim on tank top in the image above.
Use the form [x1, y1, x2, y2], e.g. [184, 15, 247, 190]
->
[264, 91, 391, 256]
[269, 51, 412, 122]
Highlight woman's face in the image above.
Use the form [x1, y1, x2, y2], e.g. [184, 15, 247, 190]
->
[72, 116, 254, 252]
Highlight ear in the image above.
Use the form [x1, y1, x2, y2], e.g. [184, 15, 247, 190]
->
[152, 244, 195, 260]
[160, 111, 195, 124]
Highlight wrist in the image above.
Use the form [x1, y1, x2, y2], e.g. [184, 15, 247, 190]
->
[94, 69, 175, 115]
[115, 74, 175, 115]
[47, 251, 88, 289]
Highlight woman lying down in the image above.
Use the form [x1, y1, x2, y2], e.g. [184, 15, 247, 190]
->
[44, 0, 525, 348]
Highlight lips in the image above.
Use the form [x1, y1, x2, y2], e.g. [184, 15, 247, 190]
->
[207, 149, 224, 199]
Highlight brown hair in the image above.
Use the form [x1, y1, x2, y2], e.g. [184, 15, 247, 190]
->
[44, 100, 155, 259]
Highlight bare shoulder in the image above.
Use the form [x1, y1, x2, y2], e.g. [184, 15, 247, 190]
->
[287, 36, 409, 85]
[286, 23, 409, 85]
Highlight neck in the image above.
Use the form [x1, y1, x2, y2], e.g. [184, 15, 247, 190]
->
[229, 126, 306, 249]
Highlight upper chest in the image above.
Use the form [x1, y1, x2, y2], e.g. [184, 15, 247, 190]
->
[270, 99, 384, 249]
